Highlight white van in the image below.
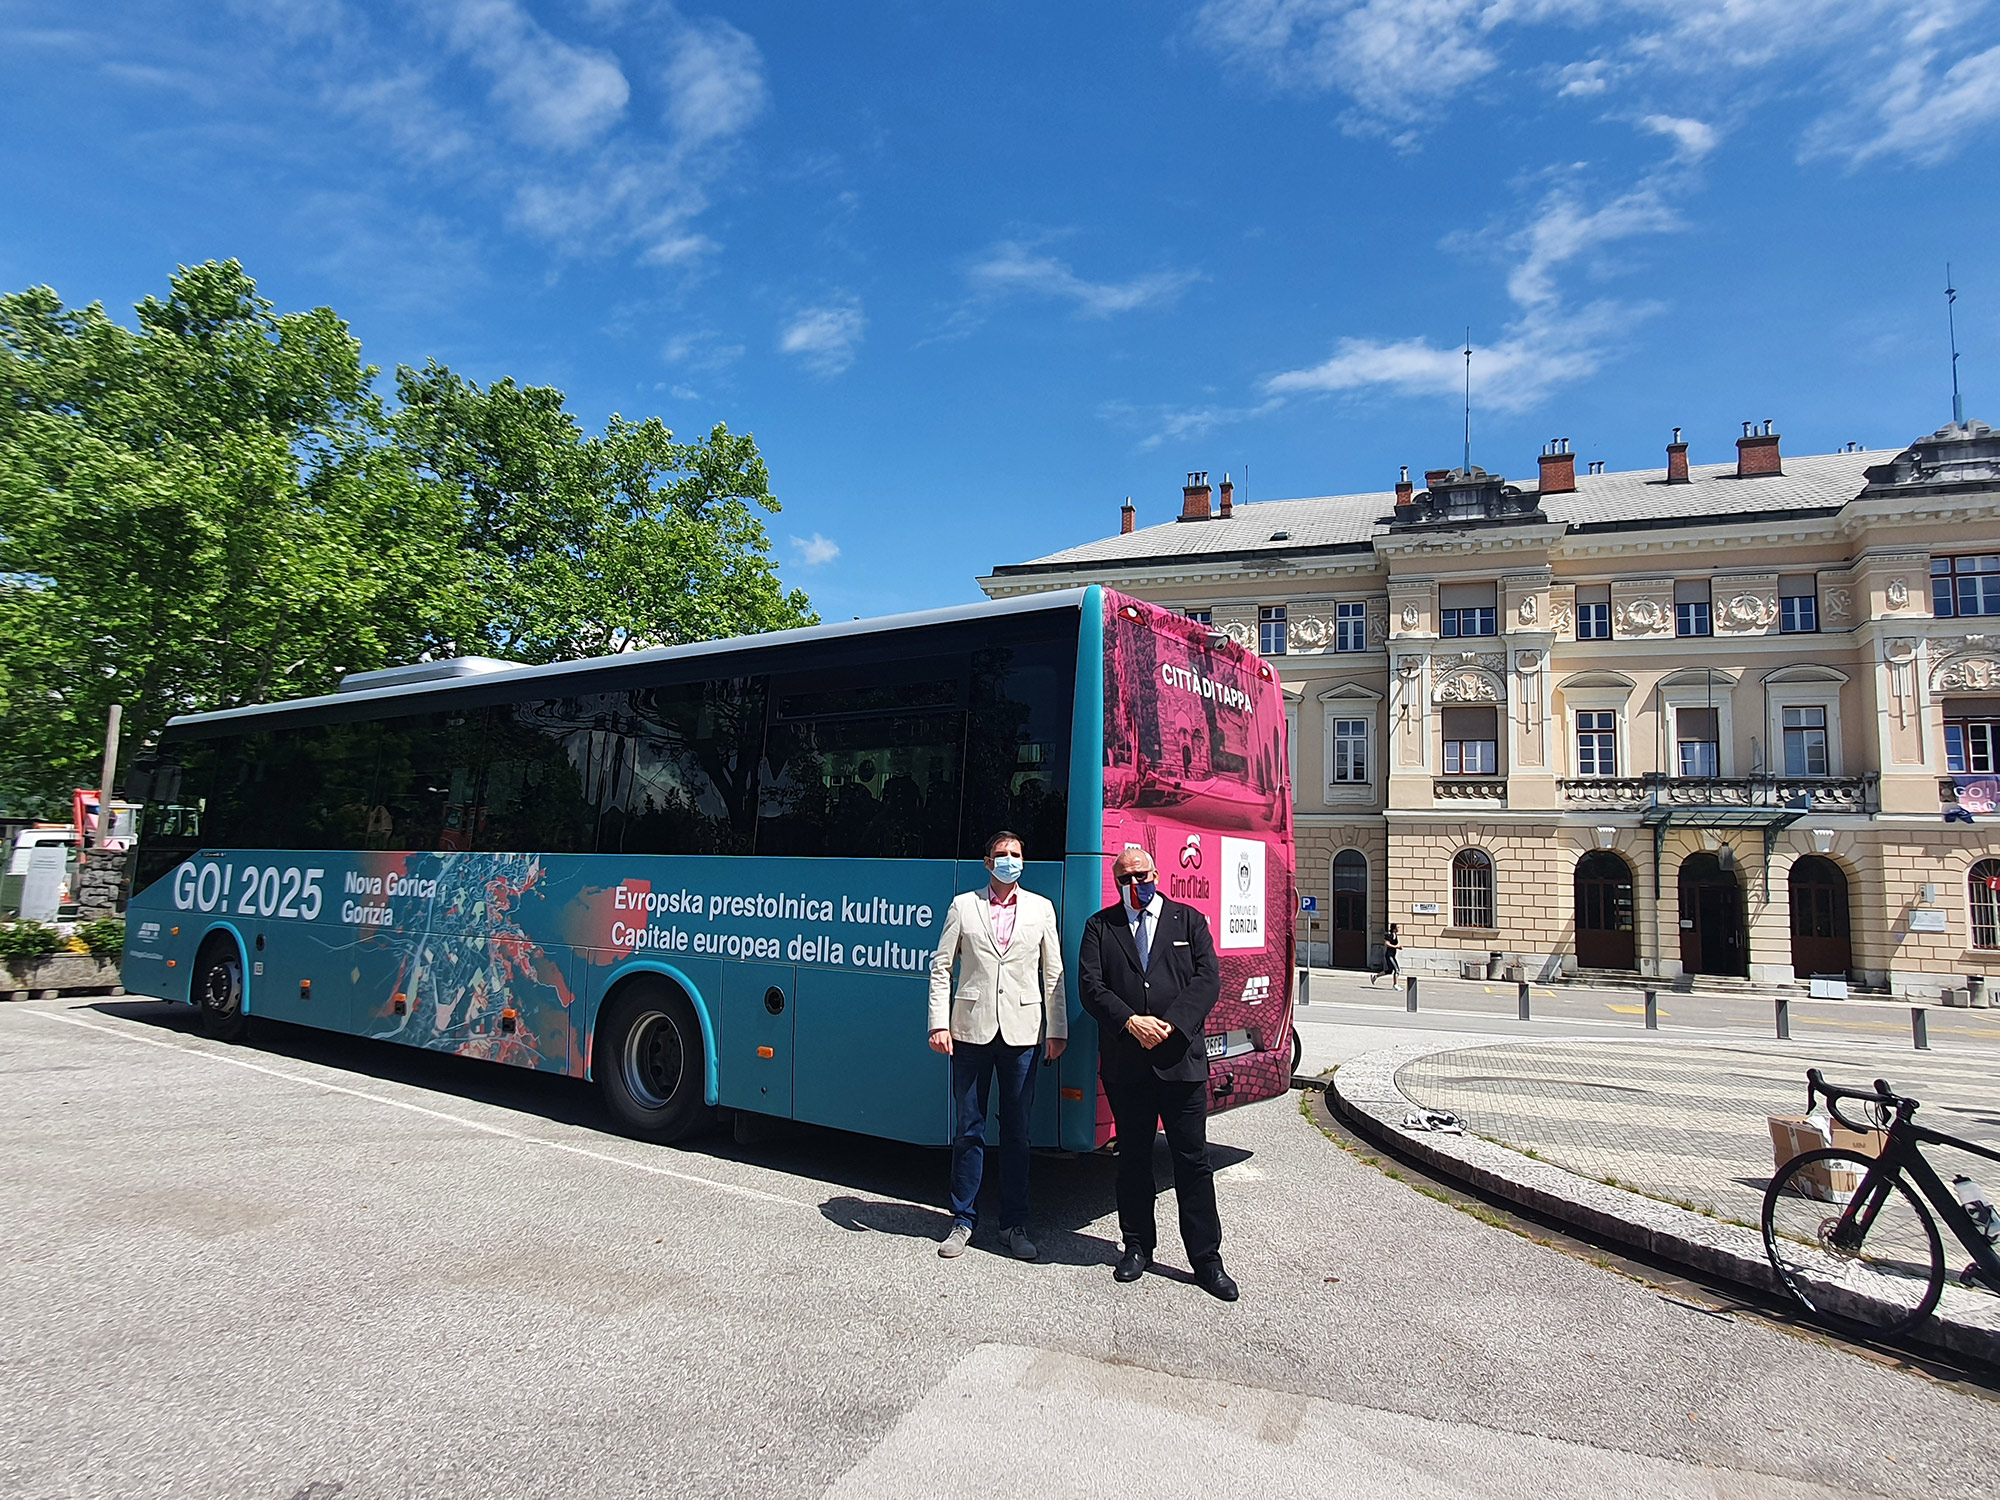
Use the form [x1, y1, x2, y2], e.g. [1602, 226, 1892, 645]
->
[2, 826, 79, 921]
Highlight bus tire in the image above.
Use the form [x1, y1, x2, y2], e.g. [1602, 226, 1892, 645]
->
[194, 934, 250, 1044]
[596, 979, 713, 1143]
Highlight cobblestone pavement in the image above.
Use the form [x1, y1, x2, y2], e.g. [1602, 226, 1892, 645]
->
[1395, 1039, 2000, 1230]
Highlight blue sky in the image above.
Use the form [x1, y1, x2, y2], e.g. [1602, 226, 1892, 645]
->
[4, 1, 1999, 623]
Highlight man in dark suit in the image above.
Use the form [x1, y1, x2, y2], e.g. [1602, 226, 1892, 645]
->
[1077, 844, 1237, 1301]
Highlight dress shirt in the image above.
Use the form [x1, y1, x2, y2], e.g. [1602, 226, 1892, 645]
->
[988, 884, 1019, 953]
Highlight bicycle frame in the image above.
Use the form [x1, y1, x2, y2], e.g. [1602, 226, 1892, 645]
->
[1831, 1101, 2000, 1286]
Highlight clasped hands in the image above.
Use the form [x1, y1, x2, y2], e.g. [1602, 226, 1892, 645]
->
[1124, 1015, 1174, 1050]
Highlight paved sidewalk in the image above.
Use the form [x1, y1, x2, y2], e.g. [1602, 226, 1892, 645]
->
[1394, 1039, 2000, 1232]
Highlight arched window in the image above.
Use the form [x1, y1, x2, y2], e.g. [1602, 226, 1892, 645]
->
[1971, 860, 2000, 950]
[1452, 848, 1494, 930]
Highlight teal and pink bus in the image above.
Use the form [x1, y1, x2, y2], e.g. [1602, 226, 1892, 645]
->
[122, 587, 1297, 1148]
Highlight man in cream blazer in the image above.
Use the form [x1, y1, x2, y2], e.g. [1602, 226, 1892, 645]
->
[927, 829, 1067, 1260]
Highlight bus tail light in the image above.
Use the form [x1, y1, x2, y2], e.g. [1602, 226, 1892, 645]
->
[756, 1045, 775, 1059]
[1257, 660, 1274, 682]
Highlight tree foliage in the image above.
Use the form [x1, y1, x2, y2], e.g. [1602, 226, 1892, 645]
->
[0, 261, 814, 812]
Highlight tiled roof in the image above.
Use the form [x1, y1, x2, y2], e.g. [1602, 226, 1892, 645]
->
[993, 449, 1889, 576]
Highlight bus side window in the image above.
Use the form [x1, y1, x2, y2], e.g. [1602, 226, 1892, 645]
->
[372, 712, 486, 851]
[478, 697, 600, 855]
[961, 642, 1073, 860]
[757, 713, 963, 859]
[601, 677, 765, 856]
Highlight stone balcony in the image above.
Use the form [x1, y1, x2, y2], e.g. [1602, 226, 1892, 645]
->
[1434, 777, 1508, 805]
[1558, 773, 1879, 814]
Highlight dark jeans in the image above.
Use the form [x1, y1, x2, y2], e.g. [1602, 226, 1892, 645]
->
[1105, 1072, 1222, 1268]
[947, 1038, 1039, 1231]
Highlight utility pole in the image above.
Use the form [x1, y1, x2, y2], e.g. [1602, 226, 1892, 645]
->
[1947, 264, 1965, 426]
[1463, 329, 1472, 471]
[95, 703, 122, 849]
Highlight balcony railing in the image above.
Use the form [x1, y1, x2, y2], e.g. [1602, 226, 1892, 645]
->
[1559, 773, 1878, 814]
[1434, 777, 1507, 803]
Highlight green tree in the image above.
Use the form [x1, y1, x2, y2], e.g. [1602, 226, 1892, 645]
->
[0, 262, 814, 813]
[393, 361, 814, 662]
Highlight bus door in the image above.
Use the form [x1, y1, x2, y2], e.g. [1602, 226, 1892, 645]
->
[720, 961, 795, 1117]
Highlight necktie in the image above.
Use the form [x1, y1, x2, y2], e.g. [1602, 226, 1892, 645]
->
[1135, 908, 1151, 971]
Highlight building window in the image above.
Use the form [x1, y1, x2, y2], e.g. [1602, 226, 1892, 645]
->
[1440, 607, 1496, 638]
[1973, 860, 2000, 949]
[1675, 600, 1712, 637]
[1331, 718, 1369, 782]
[1677, 707, 1719, 779]
[1934, 555, 2000, 617]
[1451, 849, 1495, 929]
[1443, 736, 1497, 775]
[1779, 594, 1817, 633]
[1184, 609, 1212, 625]
[1577, 602, 1611, 639]
[1575, 711, 1618, 777]
[1946, 717, 2000, 773]
[1782, 705, 1829, 777]
[1335, 601, 1367, 652]
[1259, 605, 1287, 656]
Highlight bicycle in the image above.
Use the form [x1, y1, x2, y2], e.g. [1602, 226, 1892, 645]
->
[1760, 1068, 2000, 1339]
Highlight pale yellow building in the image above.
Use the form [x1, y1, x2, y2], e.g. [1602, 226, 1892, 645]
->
[983, 420, 2000, 996]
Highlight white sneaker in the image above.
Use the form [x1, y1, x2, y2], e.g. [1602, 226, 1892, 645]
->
[938, 1222, 972, 1258]
[1002, 1226, 1038, 1260]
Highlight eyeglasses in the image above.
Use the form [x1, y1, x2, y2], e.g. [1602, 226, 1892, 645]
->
[1114, 869, 1156, 886]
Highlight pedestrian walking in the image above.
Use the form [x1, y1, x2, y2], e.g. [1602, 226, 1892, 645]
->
[1076, 845, 1236, 1301]
[927, 830, 1067, 1260]
[1372, 923, 1400, 985]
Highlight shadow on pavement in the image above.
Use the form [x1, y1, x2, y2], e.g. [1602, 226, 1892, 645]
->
[84, 998, 1251, 1259]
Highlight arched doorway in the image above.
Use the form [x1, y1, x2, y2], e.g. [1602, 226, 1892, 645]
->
[1789, 856, 1852, 980]
[1574, 851, 1636, 970]
[1678, 851, 1746, 977]
[1330, 850, 1369, 969]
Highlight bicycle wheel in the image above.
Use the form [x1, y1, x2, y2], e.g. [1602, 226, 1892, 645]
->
[1762, 1148, 1944, 1338]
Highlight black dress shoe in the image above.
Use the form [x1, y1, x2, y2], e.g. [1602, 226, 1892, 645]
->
[1113, 1246, 1152, 1283]
[1194, 1263, 1239, 1302]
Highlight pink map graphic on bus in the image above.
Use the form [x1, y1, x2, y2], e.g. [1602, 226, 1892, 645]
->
[1100, 590, 1296, 1123]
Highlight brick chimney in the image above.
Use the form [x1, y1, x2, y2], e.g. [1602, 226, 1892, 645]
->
[1737, 419, 1782, 477]
[1178, 470, 1212, 522]
[1537, 437, 1576, 495]
[1218, 473, 1233, 517]
[1666, 427, 1689, 483]
[1393, 465, 1417, 518]
[1120, 496, 1135, 534]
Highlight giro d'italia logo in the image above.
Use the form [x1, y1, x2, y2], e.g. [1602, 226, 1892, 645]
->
[1180, 834, 1202, 869]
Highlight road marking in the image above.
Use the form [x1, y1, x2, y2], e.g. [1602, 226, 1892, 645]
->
[1605, 1004, 1668, 1018]
[19, 1006, 822, 1210]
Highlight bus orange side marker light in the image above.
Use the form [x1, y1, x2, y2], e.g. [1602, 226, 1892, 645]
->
[299, 979, 311, 998]
[392, 992, 407, 1015]
[166, 959, 176, 968]
[1060, 1087, 1084, 1101]
[501, 1007, 518, 1034]
[170, 926, 179, 936]
[756, 1045, 775, 1058]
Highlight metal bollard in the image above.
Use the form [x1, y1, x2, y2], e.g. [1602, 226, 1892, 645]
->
[1517, 980, 1531, 1021]
[1298, 966, 1310, 1007]
[1406, 975, 1418, 1013]
[1913, 1007, 1930, 1051]
[1644, 989, 1658, 1030]
[1776, 996, 1791, 1040]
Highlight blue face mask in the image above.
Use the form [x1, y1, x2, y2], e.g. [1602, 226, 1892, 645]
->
[1131, 880, 1158, 906]
[990, 854, 1024, 884]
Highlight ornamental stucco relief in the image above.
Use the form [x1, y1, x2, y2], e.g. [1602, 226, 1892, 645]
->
[1518, 594, 1538, 624]
[1934, 653, 2000, 692]
[1886, 578, 1910, 610]
[1400, 602, 1419, 629]
[1716, 593, 1778, 631]
[1550, 600, 1574, 635]
[1223, 621, 1254, 648]
[1823, 587, 1854, 623]
[1433, 668, 1504, 703]
[1614, 598, 1669, 635]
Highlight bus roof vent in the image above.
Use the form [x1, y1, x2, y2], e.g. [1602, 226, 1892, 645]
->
[337, 657, 519, 693]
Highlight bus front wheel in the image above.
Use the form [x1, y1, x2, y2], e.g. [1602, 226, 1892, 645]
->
[597, 980, 713, 1143]
[194, 936, 250, 1044]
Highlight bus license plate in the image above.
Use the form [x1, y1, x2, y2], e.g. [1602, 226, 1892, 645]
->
[1205, 1029, 1254, 1061]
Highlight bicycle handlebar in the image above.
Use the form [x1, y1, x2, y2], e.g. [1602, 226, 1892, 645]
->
[1804, 1067, 1906, 1134]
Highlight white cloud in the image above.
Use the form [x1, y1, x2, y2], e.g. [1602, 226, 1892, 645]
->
[1638, 114, 1718, 163]
[779, 302, 867, 376]
[427, 0, 630, 150]
[1192, 0, 2000, 165]
[789, 533, 841, 567]
[662, 18, 766, 147]
[1099, 396, 1284, 451]
[966, 242, 1202, 318]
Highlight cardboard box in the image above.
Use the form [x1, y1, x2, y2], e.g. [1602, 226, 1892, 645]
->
[1768, 1114, 1886, 1203]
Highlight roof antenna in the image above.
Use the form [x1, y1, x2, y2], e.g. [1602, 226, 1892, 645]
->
[1464, 328, 1480, 476]
[1947, 263, 1965, 427]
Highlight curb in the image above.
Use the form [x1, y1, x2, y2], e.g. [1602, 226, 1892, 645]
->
[1327, 1036, 2000, 1367]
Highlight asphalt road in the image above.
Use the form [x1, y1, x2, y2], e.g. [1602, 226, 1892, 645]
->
[5, 994, 1997, 1499]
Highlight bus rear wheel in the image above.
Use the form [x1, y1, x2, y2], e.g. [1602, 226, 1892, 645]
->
[194, 936, 250, 1044]
[597, 980, 712, 1143]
